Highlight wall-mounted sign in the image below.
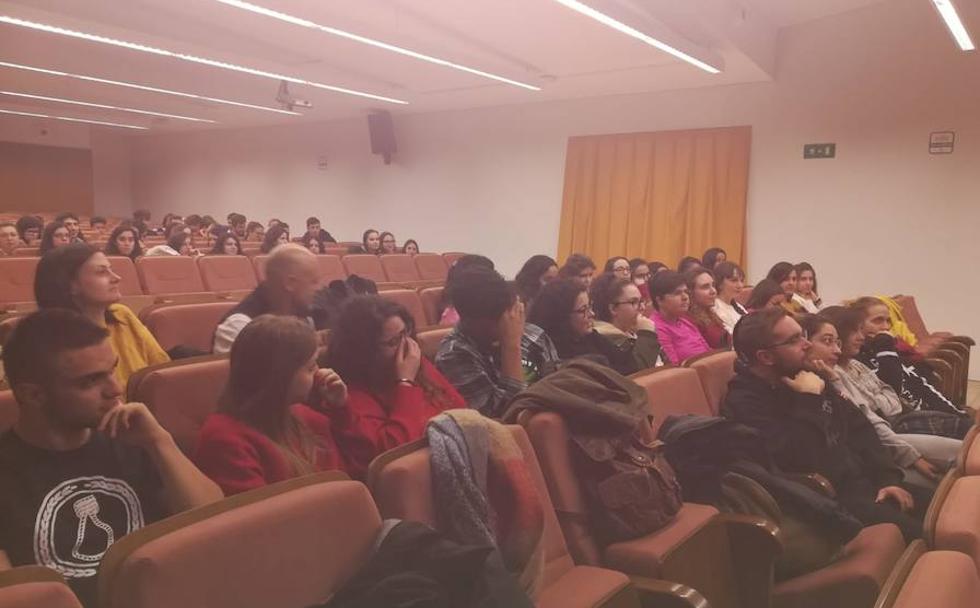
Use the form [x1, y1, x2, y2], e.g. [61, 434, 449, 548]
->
[317, 156, 329, 170]
[803, 143, 836, 159]
[929, 131, 955, 155]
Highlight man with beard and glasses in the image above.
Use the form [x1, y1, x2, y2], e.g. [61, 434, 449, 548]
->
[721, 308, 927, 542]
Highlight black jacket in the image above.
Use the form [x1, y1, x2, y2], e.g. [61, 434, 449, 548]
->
[553, 330, 639, 376]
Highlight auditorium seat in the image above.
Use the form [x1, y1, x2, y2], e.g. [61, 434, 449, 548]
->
[251, 255, 269, 281]
[684, 349, 737, 415]
[0, 314, 24, 346]
[140, 302, 237, 354]
[136, 257, 206, 295]
[0, 390, 17, 435]
[927, 469, 980, 574]
[875, 540, 980, 608]
[631, 367, 714, 436]
[378, 289, 429, 330]
[322, 245, 348, 257]
[894, 295, 973, 405]
[414, 253, 449, 281]
[197, 256, 258, 292]
[11, 247, 38, 256]
[442, 252, 466, 267]
[99, 473, 371, 608]
[342, 255, 387, 283]
[126, 356, 229, 453]
[0, 566, 82, 608]
[106, 256, 144, 296]
[0, 258, 39, 305]
[380, 254, 421, 283]
[315, 255, 347, 285]
[417, 327, 453, 360]
[419, 287, 444, 326]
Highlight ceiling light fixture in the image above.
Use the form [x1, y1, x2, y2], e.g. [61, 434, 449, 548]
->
[0, 108, 147, 129]
[213, 0, 541, 91]
[0, 90, 216, 122]
[0, 15, 408, 104]
[0, 61, 299, 115]
[931, 0, 975, 51]
[552, 0, 721, 73]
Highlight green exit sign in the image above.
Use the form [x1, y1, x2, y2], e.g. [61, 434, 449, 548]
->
[804, 143, 836, 159]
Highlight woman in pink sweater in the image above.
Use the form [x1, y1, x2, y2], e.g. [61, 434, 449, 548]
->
[648, 270, 711, 365]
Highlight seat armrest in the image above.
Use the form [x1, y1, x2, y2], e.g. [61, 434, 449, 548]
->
[787, 473, 836, 498]
[718, 513, 780, 608]
[629, 576, 709, 608]
[945, 335, 975, 347]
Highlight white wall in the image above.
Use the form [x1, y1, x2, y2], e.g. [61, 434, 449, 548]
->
[129, 0, 980, 376]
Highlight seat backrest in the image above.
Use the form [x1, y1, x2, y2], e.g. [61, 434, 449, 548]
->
[12, 247, 39, 256]
[685, 350, 737, 416]
[442, 252, 467, 267]
[0, 314, 25, 346]
[314, 255, 347, 285]
[378, 289, 428, 330]
[140, 302, 238, 354]
[0, 257, 39, 304]
[419, 286, 444, 326]
[380, 254, 421, 282]
[894, 295, 929, 341]
[417, 327, 453, 360]
[127, 357, 229, 453]
[0, 566, 82, 608]
[105, 256, 144, 296]
[876, 540, 980, 608]
[632, 367, 714, 436]
[414, 253, 448, 281]
[136, 257, 205, 295]
[368, 425, 577, 594]
[197, 256, 258, 292]
[0, 390, 18, 435]
[342, 255, 386, 283]
[251, 255, 269, 281]
[99, 475, 378, 608]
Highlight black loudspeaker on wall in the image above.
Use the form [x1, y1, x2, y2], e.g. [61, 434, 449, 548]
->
[367, 111, 397, 165]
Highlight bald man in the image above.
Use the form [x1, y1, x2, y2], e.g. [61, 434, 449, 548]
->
[213, 244, 320, 354]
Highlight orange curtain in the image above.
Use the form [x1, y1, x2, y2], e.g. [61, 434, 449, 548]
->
[557, 126, 751, 271]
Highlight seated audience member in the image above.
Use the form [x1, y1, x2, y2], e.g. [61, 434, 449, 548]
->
[311, 275, 378, 331]
[55, 212, 85, 244]
[685, 267, 730, 349]
[39, 221, 71, 255]
[766, 262, 804, 314]
[245, 221, 265, 242]
[712, 261, 748, 334]
[745, 278, 787, 312]
[528, 278, 638, 375]
[439, 254, 495, 326]
[164, 222, 192, 241]
[210, 232, 243, 256]
[352, 229, 382, 255]
[260, 224, 291, 254]
[722, 308, 927, 542]
[195, 315, 349, 496]
[268, 218, 282, 228]
[324, 296, 466, 478]
[849, 297, 970, 437]
[648, 270, 710, 365]
[603, 256, 631, 280]
[104, 225, 144, 260]
[648, 261, 669, 276]
[36, 243, 170, 385]
[15, 215, 43, 247]
[161, 213, 182, 231]
[794, 262, 823, 313]
[701, 247, 727, 270]
[514, 254, 559, 305]
[147, 232, 197, 257]
[228, 212, 247, 238]
[305, 216, 336, 244]
[184, 214, 204, 238]
[380, 232, 398, 254]
[301, 232, 326, 254]
[401, 239, 420, 255]
[132, 209, 153, 236]
[811, 310, 961, 486]
[204, 224, 227, 249]
[436, 266, 559, 418]
[590, 272, 662, 370]
[201, 216, 217, 238]
[677, 256, 702, 273]
[0, 309, 221, 606]
[213, 244, 319, 353]
[629, 258, 651, 287]
[558, 253, 597, 288]
[0, 222, 19, 256]
[89, 216, 107, 238]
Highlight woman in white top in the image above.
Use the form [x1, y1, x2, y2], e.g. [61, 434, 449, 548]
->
[711, 261, 748, 334]
[793, 262, 823, 313]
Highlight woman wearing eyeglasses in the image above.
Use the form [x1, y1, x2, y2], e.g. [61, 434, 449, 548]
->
[648, 270, 711, 365]
[590, 273, 662, 370]
[528, 278, 638, 375]
[684, 267, 730, 349]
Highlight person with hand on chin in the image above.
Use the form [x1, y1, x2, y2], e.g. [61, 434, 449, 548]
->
[722, 308, 928, 542]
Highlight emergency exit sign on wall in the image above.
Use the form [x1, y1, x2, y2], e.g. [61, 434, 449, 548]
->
[803, 143, 836, 159]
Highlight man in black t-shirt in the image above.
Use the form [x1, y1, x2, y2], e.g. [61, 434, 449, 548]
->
[305, 216, 337, 244]
[0, 310, 223, 607]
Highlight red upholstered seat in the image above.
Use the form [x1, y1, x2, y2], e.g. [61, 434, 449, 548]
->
[685, 350, 737, 416]
[414, 253, 448, 281]
[378, 289, 428, 330]
[342, 255, 387, 283]
[380, 254, 421, 282]
[140, 302, 237, 354]
[251, 255, 269, 281]
[315, 255, 347, 285]
[417, 326, 453, 360]
[631, 367, 714, 436]
[106, 256, 144, 296]
[0, 257, 39, 304]
[419, 287, 444, 326]
[442, 252, 466, 267]
[136, 257, 205, 295]
[197, 256, 258, 292]
[884, 542, 980, 608]
[0, 566, 82, 608]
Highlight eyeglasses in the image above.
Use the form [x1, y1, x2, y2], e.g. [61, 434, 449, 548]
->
[379, 329, 407, 348]
[814, 335, 842, 348]
[634, 272, 651, 280]
[613, 266, 630, 273]
[571, 305, 594, 316]
[766, 332, 808, 349]
[613, 298, 642, 308]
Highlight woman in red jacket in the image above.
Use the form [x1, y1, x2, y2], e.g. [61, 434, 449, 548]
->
[194, 315, 350, 495]
[324, 295, 467, 478]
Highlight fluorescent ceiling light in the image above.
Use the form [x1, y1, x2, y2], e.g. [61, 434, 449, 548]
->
[0, 90, 216, 122]
[0, 15, 409, 104]
[213, 0, 541, 91]
[932, 0, 975, 51]
[0, 61, 299, 115]
[0, 108, 147, 129]
[552, 0, 720, 74]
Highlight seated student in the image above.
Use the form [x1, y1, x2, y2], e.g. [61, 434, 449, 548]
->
[351, 229, 382, 255]
[380, 232, 398, 254]
[146, 232, 198, 257]
[558, 253, 596, 288]
[603, 256, 631, 280]
[436, 266, 560, 418]
[745, 278, 787, 312]
[104, 225, 144, 260]
[201, 216, 217, 240]
[132, 209, 153, 236]
[35, 243, 170, 386]
[183, 214, 204, 239]
[794, 262, 823, 313]
[244, 221, 265, 242]
[528, 278, 639, 376]
[15, 215, 43, 247]
[590, 272, 662, 370]
[721, 308, 927, 542]
[712, 261, 748, 334]
[685, 267, 730, 349]
[89, 216, 107, 239]
[766, 262, 805, 314]
[227, 213, 248, 238]
[439, 254, 495, 326]
[648, 270, 711, 365]
[55, 212, 86, 244]
[305, 216, 336, 244]
[677, 256, 702, 273]
[701, 247, 726, 270]
[629, 258, 651, 287]
[260, 224, 291, 254]
[401, 239, 420, 255]
[39, 221, 71, 255]
[300, 232, 326, 254]
[514, 254, 558, 305]
[210, 232, 243, 256]
[213, 244, 319, 353]
[0, 309, 221, 606]
[810, 309, 961, 486]
[195, 315, 349, 496]
[0, 222, 19, 256]
[267, 218, 282, 229]
[324, 296, 466, 478]
[849, 297, 970, 438]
